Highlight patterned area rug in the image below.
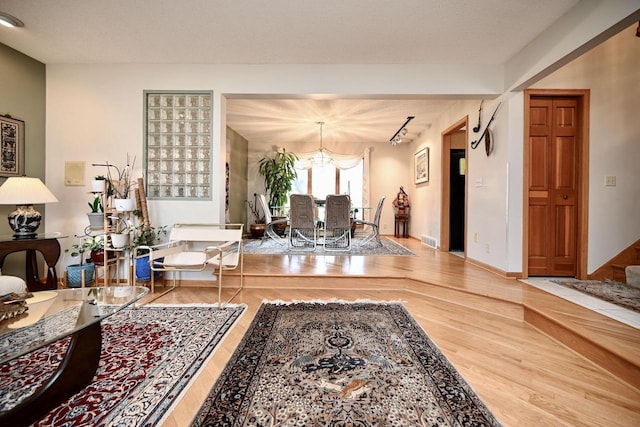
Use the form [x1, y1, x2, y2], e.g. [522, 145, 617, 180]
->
[193, 301, 502, 426]
[243, 236, 416, 256]
[551, 279, 640, 313]
[0, 304, 245, 426]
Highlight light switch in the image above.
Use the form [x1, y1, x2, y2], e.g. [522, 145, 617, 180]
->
[604, 175, 616, 187]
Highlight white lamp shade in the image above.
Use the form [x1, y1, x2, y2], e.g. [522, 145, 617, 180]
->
[0, 177, 58, 205]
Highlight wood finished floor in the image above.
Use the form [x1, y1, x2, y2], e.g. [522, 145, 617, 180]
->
[140, 237, 640, 427]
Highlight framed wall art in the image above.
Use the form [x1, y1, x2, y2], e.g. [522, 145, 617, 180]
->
[0, 114, 25, 177]
[414, 147, 429, 184]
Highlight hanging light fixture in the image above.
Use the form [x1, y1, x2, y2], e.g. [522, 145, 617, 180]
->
[389, 116, 415, 146]
[312, 121, 332, 167]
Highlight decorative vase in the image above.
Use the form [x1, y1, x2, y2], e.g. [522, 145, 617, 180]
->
[90, 249, 115, 266]
[110, 233, 128, 248]
[114, 198, 134, 211]
[66, 262, 95, 288]
[87, 212, 104, 230]
[250, 223, 266, 239]
[272, 216, 288, 236]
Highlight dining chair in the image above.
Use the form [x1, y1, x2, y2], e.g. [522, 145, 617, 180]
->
[323, 194, 351, 251]
[288, 194, 317, 251]
[354, 195, 385, 247]
[258, 193, 288, 245]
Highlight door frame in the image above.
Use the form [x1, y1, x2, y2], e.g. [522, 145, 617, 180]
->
[440, 116, 468, 253]
[523, 89, 590, 279]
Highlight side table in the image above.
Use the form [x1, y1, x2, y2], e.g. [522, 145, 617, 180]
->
[0, 234, 65, 291]
[394, 214, 410, 238]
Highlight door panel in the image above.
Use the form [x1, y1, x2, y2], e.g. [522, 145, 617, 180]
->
[528, 97, 579, 276]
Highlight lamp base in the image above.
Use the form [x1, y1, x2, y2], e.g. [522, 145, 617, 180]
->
[8, 205, 42, 238]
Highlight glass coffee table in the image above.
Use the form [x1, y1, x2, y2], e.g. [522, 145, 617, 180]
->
[0, 286, 148, 425]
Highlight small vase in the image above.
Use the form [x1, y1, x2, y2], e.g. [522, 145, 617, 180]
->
[250, 223, 266, 238]
[114, 198, 134, 211]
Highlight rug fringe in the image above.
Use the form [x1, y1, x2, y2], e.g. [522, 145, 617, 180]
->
[262, 298, 406, 305]
[140, 303, 248, 309]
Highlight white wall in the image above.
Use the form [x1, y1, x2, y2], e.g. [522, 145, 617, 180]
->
[531, 24, 640, 273]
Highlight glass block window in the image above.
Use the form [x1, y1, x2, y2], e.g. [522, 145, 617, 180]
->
[144, 91, 213, 199]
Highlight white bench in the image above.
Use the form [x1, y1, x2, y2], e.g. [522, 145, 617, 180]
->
[134, 223, 243, 306]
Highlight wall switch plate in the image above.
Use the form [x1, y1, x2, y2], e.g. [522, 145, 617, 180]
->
[604, 175, 616, 187]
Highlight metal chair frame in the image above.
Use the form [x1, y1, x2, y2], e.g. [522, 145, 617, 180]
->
[288, 194, 317, 251]
[258, 194, 288, 245]
[323, 194, 352, 251]
[354, 196, 385, 247]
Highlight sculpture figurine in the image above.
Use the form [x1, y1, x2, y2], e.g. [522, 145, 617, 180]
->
[393, 186, 410, 214]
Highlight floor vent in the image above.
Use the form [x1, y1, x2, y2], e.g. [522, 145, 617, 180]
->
[421, 235, 437, 249]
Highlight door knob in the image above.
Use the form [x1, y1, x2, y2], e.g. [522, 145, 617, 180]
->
[563, 195, 569, 200]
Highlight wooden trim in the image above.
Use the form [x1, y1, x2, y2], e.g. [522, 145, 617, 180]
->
[440, 116, 469, 253]
[588, 238, 640, 282]
[465, 256, 518, 279]
[523, 89, 590, 279]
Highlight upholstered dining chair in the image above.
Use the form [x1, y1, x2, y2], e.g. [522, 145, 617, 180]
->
[258, 194, 288, 245]
[354, 195, 385, 247]
[323, 194, 351, 251]
[288, 194, 317, 251]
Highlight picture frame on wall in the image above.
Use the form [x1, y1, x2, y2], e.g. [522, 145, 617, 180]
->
[0, 115, 25, 177]
[414, 147, 429, 184]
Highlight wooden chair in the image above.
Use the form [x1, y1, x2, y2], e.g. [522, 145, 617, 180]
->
[289, 194, 317, 251]
[354, 196, 385, 247]
[134, 223, 243, 306]
[258, 194, 288, 245]
[323, 194, 351, 251]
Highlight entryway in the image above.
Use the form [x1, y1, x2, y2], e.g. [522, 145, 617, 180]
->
[440, 117, 468, 255]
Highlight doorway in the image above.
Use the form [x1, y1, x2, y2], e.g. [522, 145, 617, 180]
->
[524, 89, 589, 279]
[440, 117, 468, 254]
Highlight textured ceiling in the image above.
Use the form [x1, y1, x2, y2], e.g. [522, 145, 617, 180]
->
[0, 0, 580, 145]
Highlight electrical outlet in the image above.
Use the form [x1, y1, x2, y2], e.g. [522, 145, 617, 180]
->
[473, 232, 479, 243]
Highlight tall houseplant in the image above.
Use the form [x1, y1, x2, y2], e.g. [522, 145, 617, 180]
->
[258, 148, 298, 214]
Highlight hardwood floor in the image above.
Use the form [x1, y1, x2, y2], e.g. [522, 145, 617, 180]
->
[140, 237, 640, 427]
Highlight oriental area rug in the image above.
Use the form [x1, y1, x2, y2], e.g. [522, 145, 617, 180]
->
[243, 236, 416, 256]
[0, 304, 245, 426]
[193, 301, 502, 426]
[551, 278, 640, 313]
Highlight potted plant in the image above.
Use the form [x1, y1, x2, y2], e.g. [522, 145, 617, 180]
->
[258, 148, 297, 236]
[109, 216, 132, 249]
[247, 193, 265, 238]
[91, 175, 107, 193]
[102, 155, 136, 211]
[132, 223, 167, 281]
[65, 238, 95, 287]
[87, 194, 104, 230]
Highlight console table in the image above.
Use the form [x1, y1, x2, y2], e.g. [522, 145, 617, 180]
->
[0, 234, 65, 292]
[394, 213, 410, 238]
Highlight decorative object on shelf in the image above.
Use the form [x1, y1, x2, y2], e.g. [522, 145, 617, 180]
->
[258, 147, 298, 215]
[93, 155, 136, 210]
[414, 147, 429, 184]
[0, 114, 25, 177]
[91, 175, 107, 193]
[392, 186, 410, 214]
[87, 194, 104, 230]
[389, 116, 414, 146]
[65, 238, 95, 287]
[0, 176, 59, 238]
[247, 193, 265, 238]
[108, 215, 133, 249]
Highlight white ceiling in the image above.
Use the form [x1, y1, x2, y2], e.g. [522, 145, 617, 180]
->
[0, 0, 581, 145]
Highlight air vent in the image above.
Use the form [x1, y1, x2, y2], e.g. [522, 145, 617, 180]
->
[421, 235, 437, 249]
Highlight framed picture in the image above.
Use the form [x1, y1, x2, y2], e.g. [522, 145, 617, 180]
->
[0, 115, 25, 177]
[414, 147, 429, 184]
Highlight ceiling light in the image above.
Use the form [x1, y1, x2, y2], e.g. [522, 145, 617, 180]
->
[312, 121, 332, 167]
[0, 12, 24, 28]
[389, 116, 414, 146]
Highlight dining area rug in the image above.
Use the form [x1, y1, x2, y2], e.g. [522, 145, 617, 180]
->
[0, 304, 245, 426]
[193, 301, 502, 426]
[243, 236, 416, 256]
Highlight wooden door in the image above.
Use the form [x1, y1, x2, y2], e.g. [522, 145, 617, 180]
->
[528, 97, 579, 276]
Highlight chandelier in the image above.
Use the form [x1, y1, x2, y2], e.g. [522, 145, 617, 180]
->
[312, 121, 332, 167]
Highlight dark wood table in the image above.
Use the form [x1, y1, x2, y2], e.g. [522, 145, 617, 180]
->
[0, 234, 65, 291]
[0, 286, 148, 426]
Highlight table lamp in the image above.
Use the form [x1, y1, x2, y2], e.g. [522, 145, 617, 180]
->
[0, 176, 59, 238]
